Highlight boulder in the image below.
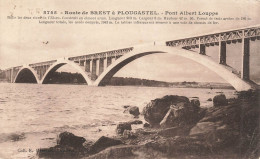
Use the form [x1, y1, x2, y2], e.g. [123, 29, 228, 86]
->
[189, 122, 223, 135]
[213, 94, 228, 107]
[128, 106, 140, 116]
[143, 123, 150, 128]
[142, 95, 190, 126]
[116, 122, 132, 134]
[37, 145, 83, 159]
[190, 99, 200, 110]
[124, 106, 140, 116]
[89, 136, 123, 154]
[159, 103, 201, 128]
[57, 131, 86, 148]
[207, 98, 212, 101]
[123, 130, 137, 139]
[37, 132, 87, 158]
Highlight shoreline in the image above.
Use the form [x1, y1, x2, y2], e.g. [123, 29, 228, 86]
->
[36, 89, 259, 159]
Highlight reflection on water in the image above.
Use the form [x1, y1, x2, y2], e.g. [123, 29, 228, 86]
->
[0, 83, 236, 158]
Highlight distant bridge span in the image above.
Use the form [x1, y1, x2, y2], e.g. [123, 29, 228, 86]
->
[1, 25, 259, 91]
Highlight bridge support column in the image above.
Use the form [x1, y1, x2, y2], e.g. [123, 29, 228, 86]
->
[241, 38, 250, 80]
[79, 60, 84, 66]
[219, 41, 226, 64]
[99, 58, 104, 75]
[90, 60, 93, 74]
[111, 57, 116, 63]
[96, 59, 100, 76]
[92, 60, 96, 76]
[199, 44, 206, 55]
[39, 67, 42, 80]
[104, 58, 107, 69]
[85, 60, 90, 72]
[40, 66, 43, 78]
[107, 57, 112, 67]
[10, 68, 14, 83]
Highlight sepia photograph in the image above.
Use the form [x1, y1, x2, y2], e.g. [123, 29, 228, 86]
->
[0, 0, 259, 158]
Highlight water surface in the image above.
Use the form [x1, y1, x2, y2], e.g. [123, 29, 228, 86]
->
[0, 83, 236, 159]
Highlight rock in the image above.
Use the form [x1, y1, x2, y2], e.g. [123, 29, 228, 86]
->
[123, 130, 137, 139]
[159, 106, 175, 128]
[57, 132, 86, 148]
[127, 120, 143, 125]
[189, 122, 223, 135]
[207, 98, 212, 101]
[143, 123, 150, 128]
[159, 103, 202, 128]
[37, 132, 87, 159]
[157, 126, 191, 137]
[129, 106, 140, 116]
[89, 136, 123, 154]
[122, 105, 131, 109]
[116, 122, 132, 134]
[37, 145, 83, 159]
[213, 94, 228, 107]
[87, 145, 141, 159]
[142, 95, 190, 126]
[123, 106, 140, 116]
[190, 99, 200, 110]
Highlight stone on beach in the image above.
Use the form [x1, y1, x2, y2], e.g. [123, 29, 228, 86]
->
[37, 132, 87, 158]
[123, 105, 140, 116]
[116, 122, 132, 134]
[213, 94, 228, 107]
[89, 136, 123, 154]
[57, 131, 86, 148]
[159, 102, 202, 128]
[142, 95, 190, 126]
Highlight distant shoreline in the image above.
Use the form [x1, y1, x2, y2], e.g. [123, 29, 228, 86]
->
[0, 76, 234, 89]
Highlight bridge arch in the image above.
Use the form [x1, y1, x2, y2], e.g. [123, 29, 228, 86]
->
[40, 59, 93, 85]
[14, 66, 40, 84]
[94, 44, 252, 91]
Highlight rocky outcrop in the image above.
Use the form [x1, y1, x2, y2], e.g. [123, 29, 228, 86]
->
[57, 131, 86, 148]
[89, 136, 123, 154]
[213, 94, 228, 107]
[37, 133, 124, 159]
[37, 132, 87, 158]
[38, 91, 260, 159]
[116, 122, 132, 134]
[142, 95, 190, 126]
[159, 102, 201, 128]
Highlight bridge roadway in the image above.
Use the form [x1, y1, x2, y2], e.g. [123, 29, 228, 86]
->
[1, 25, 259, 91]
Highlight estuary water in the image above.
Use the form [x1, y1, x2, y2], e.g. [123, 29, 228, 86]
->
[0, 83, 237, 159]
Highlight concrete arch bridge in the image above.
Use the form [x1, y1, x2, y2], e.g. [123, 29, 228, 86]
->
[1, 25, 259, 91]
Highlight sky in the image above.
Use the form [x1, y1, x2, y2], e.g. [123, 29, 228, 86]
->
[0, 0, 259, 83]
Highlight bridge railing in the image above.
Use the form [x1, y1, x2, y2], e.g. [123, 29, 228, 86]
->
[166, 26, 260, 48]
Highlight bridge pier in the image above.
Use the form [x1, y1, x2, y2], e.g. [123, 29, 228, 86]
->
[104, 58, 107, 70]
[107, 57, 112, 67]
[112, 57, 116, 63]
[199, 44, 206, 55]
[219, 41, 226, 65]
[241, 38, 250, 80]
[96, 59, 100, 76]
[99, 58, 104, 75]
[85, 60, 90, 72]
[92, 60, 96, 77]
[90, 60, 93, 74]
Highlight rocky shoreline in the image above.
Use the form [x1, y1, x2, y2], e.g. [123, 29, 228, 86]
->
[37, 90, 259, 159]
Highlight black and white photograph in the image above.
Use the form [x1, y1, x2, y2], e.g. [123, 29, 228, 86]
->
[0, 0, 259, 158]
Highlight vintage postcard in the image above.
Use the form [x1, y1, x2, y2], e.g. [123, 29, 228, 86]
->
[0, 0, 259, 158]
